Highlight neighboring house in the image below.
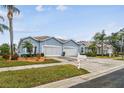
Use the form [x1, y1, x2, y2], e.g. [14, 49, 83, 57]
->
[96, 43, 113, 55]
[18, 36, 79, 56]
[78, 41, 113, 55]
[78, 41, 93, 54]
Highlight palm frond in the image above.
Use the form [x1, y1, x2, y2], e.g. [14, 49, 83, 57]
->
[1, 5, 20, 15]
[13, 6, 20, 15]
[0, 23, 9, 30]
[0, 25, 3, 33]
[0, 15, 4, 21]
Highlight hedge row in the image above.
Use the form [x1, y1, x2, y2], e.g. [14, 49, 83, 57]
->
[21, 53, 44, 57]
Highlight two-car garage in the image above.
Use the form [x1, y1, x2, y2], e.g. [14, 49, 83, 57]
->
[43, 40, 79, 57]
[43, 45, 78, 56]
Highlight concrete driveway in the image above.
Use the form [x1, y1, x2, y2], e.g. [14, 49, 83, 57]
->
[36, 57, 124, 88]
[54, 57, 124, 73]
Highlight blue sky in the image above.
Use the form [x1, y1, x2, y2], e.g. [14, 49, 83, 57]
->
[0, 5, 124, 45]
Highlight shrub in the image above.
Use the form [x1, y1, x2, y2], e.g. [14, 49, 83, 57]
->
[97, 54, 109, 56]
[21, 54, 36, 57]
[11, 53, 19, 60]
[0, 43, 10, 55]
[41, 53, 44, 57]
[21, 53, 45, 57]
[86, 52, 96, 57]
[2, 55, 10, 60]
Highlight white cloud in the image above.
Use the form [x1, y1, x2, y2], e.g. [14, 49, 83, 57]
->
[56, 5, 67, 11]
[35, 5, 44, 12]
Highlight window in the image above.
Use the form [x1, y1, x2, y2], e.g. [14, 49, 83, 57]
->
[81, 47, 84, 53]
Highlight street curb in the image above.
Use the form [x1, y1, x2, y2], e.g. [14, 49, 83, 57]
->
[34, 63, 124, 88]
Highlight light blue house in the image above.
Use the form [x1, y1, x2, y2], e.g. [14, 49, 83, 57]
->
[18, 36, 80, 56]
[78, 41, 113, 55]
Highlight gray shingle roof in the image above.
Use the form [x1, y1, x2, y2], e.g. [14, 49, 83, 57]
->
[33, 36, 50, 41]
[77, 41, 93, 47]
[56, 38, 68, 43]
[32, 36, 69, 43]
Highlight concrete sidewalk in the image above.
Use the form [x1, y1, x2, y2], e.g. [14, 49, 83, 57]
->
[35, 63, 124, 88]
[0, 62, 69, 72]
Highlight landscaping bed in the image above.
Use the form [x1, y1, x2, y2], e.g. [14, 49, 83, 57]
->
[0, 64, 89, 88]
[0, 59, 60, 68]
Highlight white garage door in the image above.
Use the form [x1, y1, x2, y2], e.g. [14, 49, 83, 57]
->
[63, 47, 78, 56]
[43, 45, 62, 56]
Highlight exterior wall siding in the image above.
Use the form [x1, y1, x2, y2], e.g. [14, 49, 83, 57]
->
[40, 38, 63, 53]
[63, 40, 79, 51]
[79, 45, 86, 54]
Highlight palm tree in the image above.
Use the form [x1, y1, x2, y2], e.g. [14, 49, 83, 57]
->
[2, 5, 20, 60]
[0, 15, 4, 21]
[93, 30, 106, 56]
[22, 41, 33, 55]
[117, 28, 124, 59]
[0, 15, 8, 33]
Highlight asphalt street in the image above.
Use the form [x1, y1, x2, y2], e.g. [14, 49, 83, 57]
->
[71, 68, 124, 88]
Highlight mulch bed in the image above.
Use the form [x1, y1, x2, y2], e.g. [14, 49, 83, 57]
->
[18, 57, 46, 62]
[5, 57, 46, 63]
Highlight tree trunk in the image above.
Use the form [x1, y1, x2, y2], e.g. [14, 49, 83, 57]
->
[9, 18, 13, 60]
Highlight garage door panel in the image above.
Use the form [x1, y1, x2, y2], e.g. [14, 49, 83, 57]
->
[43, 46, 62, 56]
[63, 47, 78, 56]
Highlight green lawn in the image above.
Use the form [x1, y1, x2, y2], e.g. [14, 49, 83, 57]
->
[0, 59, 60, 68]
[113, 57, 124, 60]
[96, 56, 113, 59]
[0, 64, 89, 88]
[96, 56, 124, 61]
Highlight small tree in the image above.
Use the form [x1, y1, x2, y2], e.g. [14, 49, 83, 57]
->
[93, 30, 106, 56]
[22, 41, 33, 55]
[89, 42, 97, 53]
[0, 43, 10, 55]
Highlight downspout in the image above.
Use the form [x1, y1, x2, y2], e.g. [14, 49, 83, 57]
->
[39, 41, 40, 53]
[62, 44, 63, 56]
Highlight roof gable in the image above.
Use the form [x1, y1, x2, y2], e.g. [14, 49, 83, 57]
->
[64, 39, 79, 46]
